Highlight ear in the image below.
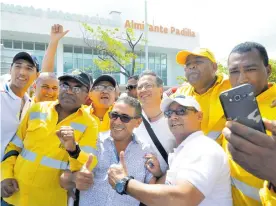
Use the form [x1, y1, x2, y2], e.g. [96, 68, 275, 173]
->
[197, 111, 203, 122]
[266, 64, 272, 78]
[134, 117, 143, 128]
[213, 63, 218, 73]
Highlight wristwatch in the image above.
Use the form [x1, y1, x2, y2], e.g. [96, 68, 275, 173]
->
[115, 176, 134, 195]
[67, 144, 81, 159]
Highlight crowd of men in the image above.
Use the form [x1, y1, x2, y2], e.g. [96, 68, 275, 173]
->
[1, 24, 276, 206]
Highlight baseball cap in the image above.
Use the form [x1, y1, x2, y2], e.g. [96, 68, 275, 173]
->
[176, 48, 216, 65]
[161, 95, 201, 112]
[12, 52, 40, 71]
[92, 74, 116, 88]
[58, 71, 93, 90]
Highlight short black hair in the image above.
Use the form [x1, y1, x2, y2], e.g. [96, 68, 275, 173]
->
[116, 96, 142, 117]
[128, 75, 139, 81]
[139, 71, 163, 87]
[229, 42, 269, 67]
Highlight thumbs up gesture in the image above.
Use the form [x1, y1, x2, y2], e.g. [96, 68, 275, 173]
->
[108, 151, 128, 188]
[75, 154, 94, 191]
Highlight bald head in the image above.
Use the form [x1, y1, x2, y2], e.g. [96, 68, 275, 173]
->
[34, 72, 59, 102]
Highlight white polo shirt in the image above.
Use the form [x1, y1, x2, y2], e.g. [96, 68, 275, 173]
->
[133, 111, 176, 172]
[0, 81, 32, 159]
[166, 131, 232, 206]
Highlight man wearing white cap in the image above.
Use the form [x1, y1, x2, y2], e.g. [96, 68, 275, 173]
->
[107, 95, 232, 206]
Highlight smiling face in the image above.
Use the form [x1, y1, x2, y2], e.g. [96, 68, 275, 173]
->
[167, 101, 202, 144]
[110, 102, 142, 142]
[137, 75, 163, 106]
[34, 76, 59, 102]
[10, 59, 38, 92]
[90, 81, 116, 109]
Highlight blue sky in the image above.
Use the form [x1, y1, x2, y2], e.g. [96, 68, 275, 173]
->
[1, 0, 276, 62]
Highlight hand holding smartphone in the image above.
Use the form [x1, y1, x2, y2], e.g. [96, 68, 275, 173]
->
[219, 84, 266, 133]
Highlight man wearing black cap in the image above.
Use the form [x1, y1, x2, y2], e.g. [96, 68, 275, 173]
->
[0, 52, 40, 160]
[1, 71, 99, 206]
[88, 74, 117, 133]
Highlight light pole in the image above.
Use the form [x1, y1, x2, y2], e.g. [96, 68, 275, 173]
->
[144, 0, 149, 70]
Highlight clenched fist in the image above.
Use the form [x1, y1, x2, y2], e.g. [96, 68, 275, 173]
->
[56, 126, 76, 151]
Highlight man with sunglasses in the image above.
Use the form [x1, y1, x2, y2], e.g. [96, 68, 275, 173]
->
[126, 75, 138, 98]
[1, 71, 98, 206]
[88, 75, 117, 133]
[61, 96, 163, 206]
[108, 95, 232, 206]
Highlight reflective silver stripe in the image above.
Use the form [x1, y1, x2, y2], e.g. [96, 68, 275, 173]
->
[71, 122, 87, 133]
[40, 156, 68, 170]
[231, 177, 261, 202]
[20, 149, 68, 170]
[207, 131, 221, 140]
[29, 112, 47, 121]
[11, 134, 23, 148]
[80, 146, 97, 156]
[21, 148, 36, 162]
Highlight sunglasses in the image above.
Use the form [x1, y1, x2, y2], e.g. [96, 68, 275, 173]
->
[126, 85, 137, 90]
[164, 107, 196, 118]
[109, 112, 140, 123]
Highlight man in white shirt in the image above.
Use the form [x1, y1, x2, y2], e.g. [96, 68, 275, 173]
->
[134, 71, 176, 171]
[108, 95, 232, 206]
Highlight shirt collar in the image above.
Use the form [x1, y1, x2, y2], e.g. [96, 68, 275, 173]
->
[173, 131, 204, 154]
[256, 83, 276, 102]
[5, 82, 31, 103]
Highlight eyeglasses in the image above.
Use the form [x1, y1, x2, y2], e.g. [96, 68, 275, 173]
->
[137, 84, 154, 91]
[93, 85, 115, 92]
[126, 85, 137, 90]
[164, 107, 196, 118]
[109, 111, 140, 123]
[60, 83, 87, 94]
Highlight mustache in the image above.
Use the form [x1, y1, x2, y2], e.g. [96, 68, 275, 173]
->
[60, 93, 76, 102]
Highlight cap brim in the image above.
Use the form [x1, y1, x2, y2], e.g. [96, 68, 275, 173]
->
[93, 75, 116, 88]
[176, 50, 209, 65]
[13, 52, 35, 66]
[161, 96, 201, 112]
[58, 75, 89, 88]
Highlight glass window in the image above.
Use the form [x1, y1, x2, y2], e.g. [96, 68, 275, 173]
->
[161, 64, 167, 77]
[155, 64, 161, 77]
[161, 54, 167, 65]
[149, 52, 155, 64]
[74, 47, 83, 54]
[74, 58, 83, 69]
[64, 45, 73, 53]
[84, 47, 92, 54]
[23, 42, 34, 50]
[162, 77, 167, 86]
[64, 57, 73, 73]
[3, 40, 12, 48]
[155, 53, 161, 65]
[14, 41, 22, 49]
[35, 43, 45, 51]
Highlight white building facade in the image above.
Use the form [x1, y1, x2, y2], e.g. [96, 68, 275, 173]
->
[0, 3, 200, 86]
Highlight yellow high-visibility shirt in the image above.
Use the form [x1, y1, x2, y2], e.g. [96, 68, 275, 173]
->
[222, 83, 276, 206]
[175, 74, 231, 145]
[260, 181, 276, 206]
[1, 101, 98, 206]
[90, 106, 113, 133]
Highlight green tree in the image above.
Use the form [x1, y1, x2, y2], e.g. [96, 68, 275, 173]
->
[269, 59, 276, 82]
[217, 62, 229, 76]
[82, 23, 144, 77]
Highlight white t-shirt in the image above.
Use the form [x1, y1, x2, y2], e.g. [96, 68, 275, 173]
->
[0, 81, 32, 159]
[134, 111, 176, 172]
[166, 131, 232, 206]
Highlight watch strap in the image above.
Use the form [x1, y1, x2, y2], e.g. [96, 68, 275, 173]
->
[67, 144, 81, 159]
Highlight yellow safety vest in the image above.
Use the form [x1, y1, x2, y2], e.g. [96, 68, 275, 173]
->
[1, 101, 99, 206]
[223, 83, 276, 206]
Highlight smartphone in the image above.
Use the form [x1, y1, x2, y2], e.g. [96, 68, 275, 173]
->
[219, 83, 266, 133]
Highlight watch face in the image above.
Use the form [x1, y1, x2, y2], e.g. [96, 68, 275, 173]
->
[115, 180, 125, 194]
